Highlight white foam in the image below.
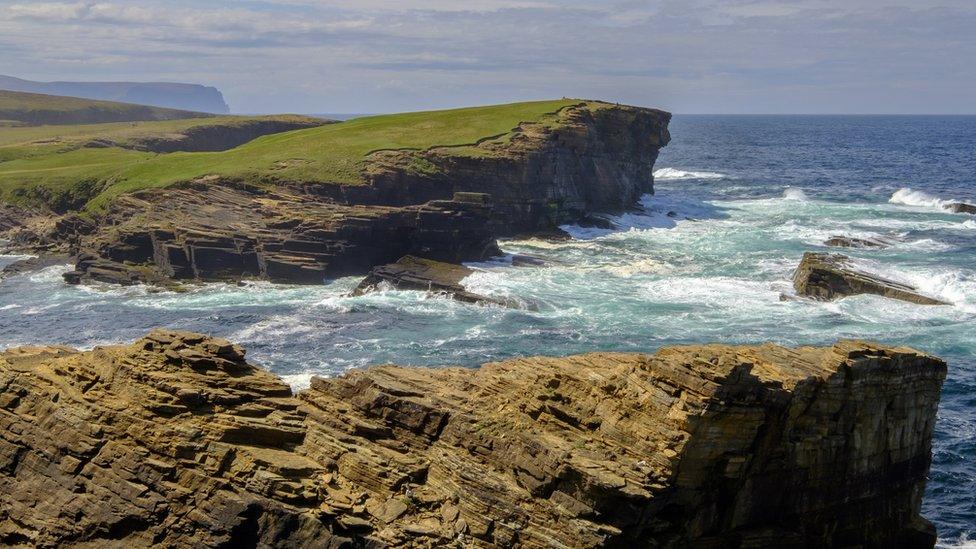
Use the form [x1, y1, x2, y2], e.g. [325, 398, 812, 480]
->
[653, 167, 728, 180]
[962, 219, 976, 230]
[938, 534, 976, 549]
[281, 373, 318, 391]
[889, 187, 964, 212]
[782, 187, 808, 201]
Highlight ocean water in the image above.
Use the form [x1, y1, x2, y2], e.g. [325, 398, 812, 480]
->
[1, 115, 974, 542]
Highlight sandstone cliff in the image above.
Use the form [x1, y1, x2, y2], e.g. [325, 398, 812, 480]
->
[0, 331, 944, 547]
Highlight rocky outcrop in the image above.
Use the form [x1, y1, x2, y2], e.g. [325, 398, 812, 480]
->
[947, 202, 976, 215]
[356, 102, 671, 235]
[61, 185, 500, 286]
[824, 235, 890, 248]
[792, 252, 948, 305]
[0, 330, 945, 547]
[13, 101, 669, 286]
[353, 255, 508, 306]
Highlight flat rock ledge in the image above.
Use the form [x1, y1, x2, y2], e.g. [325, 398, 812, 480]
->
[823, 235, 890, 249]
[353, 255, 510, 306]
[793, 252, 949, 305]
[0, 330, 945, 548]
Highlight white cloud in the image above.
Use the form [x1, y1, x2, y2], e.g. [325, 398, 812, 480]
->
[0, 0, 974, 113]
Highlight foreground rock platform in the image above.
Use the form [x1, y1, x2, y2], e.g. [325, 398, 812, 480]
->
[0, 330, 945, 547]
[793, 252, 949, 305]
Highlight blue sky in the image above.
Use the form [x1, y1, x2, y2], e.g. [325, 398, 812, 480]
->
[1, 0, 973, 114]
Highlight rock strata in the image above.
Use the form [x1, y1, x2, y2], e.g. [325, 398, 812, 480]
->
[353, 255, 506, 306]
[59, 186, 500, 286]
[0, 330, 945, 547]
[792, 252, 948, 305]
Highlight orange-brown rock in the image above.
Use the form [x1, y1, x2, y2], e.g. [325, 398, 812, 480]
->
[0, 330, 945, 547]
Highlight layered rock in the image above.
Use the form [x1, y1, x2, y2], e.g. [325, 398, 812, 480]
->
[3, 101, 670, 286]
[358, 101, 671, 235]
[793, 252, 949, 305]
[0, 330, 945, 547]
[60, 185, 500, 286]
[353, 255, 507, 306]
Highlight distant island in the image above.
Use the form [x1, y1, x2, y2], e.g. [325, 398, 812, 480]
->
[0, 74, 230, 114]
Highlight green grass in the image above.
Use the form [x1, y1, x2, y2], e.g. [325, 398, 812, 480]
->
[0, 99, 581, 212]
[0, 89, 209, 126]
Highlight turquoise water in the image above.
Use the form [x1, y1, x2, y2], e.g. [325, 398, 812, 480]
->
[1, 115, 974, 542]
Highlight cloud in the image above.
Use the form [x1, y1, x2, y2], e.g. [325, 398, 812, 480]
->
[0, 0, 974, 113]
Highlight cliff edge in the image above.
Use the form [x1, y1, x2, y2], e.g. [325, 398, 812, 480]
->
[0, 330, 945, 547]
[5, 101, 670, 285]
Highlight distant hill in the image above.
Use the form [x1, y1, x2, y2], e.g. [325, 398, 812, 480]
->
[0, 75, 229, 114]
[0, 89, 213, 126]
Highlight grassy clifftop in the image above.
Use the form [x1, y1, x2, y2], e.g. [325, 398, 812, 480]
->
[0, 99, 580, 212]
[0, 89, 211, 126]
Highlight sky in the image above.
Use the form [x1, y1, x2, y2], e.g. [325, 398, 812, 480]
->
[0, 0, 973, 114]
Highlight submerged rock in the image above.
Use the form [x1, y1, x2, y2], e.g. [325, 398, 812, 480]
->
[353, 255, 509, 306]
[947, 202, 976, 215]
[0, 330, 946, 547]
[824, 235, 890, 248]
[792, 252, 949, 305]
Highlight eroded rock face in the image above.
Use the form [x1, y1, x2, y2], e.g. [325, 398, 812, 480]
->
[793, 252, 949, 305]
[60, 186, 500, 286]
[362, 102, 671, 235]
[0, 330, 945, 547]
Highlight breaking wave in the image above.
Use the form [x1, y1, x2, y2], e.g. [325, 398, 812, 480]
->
[653, 167, 728, 180]
[782, 187, 808, 200]
[889, 188, 957, 211]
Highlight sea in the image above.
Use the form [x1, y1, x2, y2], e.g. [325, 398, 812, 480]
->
[1, 115, 973, 543]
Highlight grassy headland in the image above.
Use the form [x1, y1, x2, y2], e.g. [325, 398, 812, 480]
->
[0, 98, 580, 212]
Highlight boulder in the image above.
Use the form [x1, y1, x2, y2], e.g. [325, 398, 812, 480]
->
[823, 235, 890, 248]
[947, 202, 976, 215]
[353, 255, 508, 306]
[792, 252, 949, 305]
[0, 331, 946, 547]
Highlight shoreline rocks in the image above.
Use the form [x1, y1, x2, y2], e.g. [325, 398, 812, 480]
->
[352, 255, 510, 306]
[792, 252, 949, 305]
[947, 202, 976, 215]
[0, 330, 945, 547]
[824, 235, 890, 248]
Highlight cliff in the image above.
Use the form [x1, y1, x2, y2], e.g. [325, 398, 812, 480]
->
[0, 74, 229, 114]
[0, 330, 945, 547]
[3, 101, 670, 285]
